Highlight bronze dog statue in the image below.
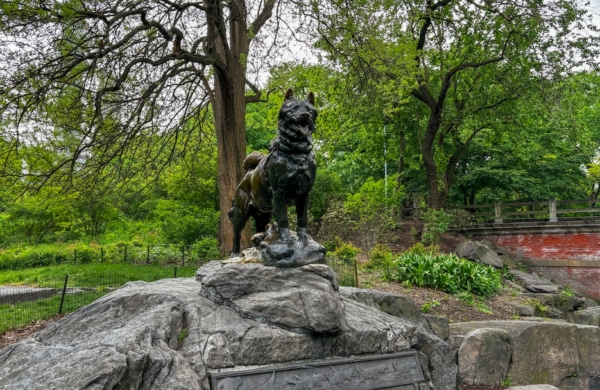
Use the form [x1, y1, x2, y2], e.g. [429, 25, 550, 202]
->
[228, 89, 317, 256]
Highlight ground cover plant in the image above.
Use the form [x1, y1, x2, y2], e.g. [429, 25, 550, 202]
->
[379, 244, 502, 297]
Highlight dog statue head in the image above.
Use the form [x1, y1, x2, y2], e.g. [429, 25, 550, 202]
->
[277, 89, 317, 140]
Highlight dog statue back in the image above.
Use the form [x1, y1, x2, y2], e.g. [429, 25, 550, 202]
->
[228, 89, 317, 256]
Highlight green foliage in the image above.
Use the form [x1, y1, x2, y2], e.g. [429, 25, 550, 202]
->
[0, 245, 72, 270]
[501, 374, 512, 387]
[421, 208, 453, 246]
[177, 328, 189, 349]
[150, 200, 219, 245]
[332, 242, 360, 265]
[0, 238, 221, 271]
[191, 238, 221, 260]
[457, 292, 493, 314]
[365, 244, 393, 270]
[421, 300, 441, 314]
[383, 247, 502, 297]
[560, 286, 575, 299]
[343, 176, 404, 249]
[309, 168, 344, 224]
[319, 204, 355, 246]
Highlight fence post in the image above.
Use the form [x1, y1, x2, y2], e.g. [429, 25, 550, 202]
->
[58, 275, 69, 315]
[174, 266, 178, 278]
[549, 198, 558, 222]
[353, 258, 359, 288]
[74, 249, 77, 264]
[494, 201, 503, 224]
[101, 246, 104, 262]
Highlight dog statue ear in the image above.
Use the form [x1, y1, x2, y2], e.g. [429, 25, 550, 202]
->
[284, 89, 294, 101]
[306, 92, 315, 106]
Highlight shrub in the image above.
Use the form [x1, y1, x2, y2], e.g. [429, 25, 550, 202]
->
[383, 248, 502, 297]
[332, 242, 361, 265]
[421, 208, 453, 245]
[365, 244, 393, 270]
[191, 238, 221, 260]
[0, 245, 69, 270]
[344, 176, 404, 249]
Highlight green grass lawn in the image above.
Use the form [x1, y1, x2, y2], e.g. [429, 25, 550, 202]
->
[0, 263, 200, 333]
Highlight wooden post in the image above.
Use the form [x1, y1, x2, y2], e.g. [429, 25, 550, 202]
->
[353, 258, 359, 288]
[58, 275, 69, 315]
[549, 198, 558, 222]
[494, 201, 503, 224]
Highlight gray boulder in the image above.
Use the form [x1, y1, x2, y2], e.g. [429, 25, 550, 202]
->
[573, 306, 600, 326]
[0, 265, 457, 390]
[458, 328, 511, 385]
[196, 261, 344, 333]
[456, 240, 503, 268]
[451, 320, 600, 388]
[509, 270, 559, 294]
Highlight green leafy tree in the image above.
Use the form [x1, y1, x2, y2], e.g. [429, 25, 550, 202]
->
[451, 71, 600, 205]
[298, 0, 600, 209]
[0, 0, 289, 252]
[344, 175, 404, 248]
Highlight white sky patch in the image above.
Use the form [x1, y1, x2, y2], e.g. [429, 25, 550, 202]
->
[590, 0, 600, 25]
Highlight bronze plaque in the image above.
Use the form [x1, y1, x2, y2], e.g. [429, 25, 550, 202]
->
[209, 351, 425, 390]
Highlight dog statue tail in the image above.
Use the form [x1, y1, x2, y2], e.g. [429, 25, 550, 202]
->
[243, 151, 266, 172]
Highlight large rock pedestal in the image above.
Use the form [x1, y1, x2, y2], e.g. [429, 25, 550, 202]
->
[196, 261, 344, 333]
[0, 262, 457, 390]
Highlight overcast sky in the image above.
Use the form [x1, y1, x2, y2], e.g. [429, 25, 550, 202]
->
[590, 0, 600, 23]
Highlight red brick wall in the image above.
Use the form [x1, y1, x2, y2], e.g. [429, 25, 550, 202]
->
[486, 233, 600, 261]
[483, 233, 600, 300]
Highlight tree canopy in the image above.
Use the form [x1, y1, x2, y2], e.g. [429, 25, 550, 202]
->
[0, 0, 288, 251]
[1, 0, 600, 254]
[298, 0, 600, 208]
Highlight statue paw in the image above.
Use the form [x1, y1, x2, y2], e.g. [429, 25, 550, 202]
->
[278, 228, 294, 242]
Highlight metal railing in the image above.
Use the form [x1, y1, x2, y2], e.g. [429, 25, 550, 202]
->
[450, 198, 600, 225]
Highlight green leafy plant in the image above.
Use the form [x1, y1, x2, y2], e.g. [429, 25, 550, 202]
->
[177, 328, 189, 349]
[421, 208, 453, 245]
[457, 291, 475, 305]
[560, 286, 575, 300]
[421, 300, 440, 313]
[501, 374, 512, 387]
[365, 244, 393, 270]
[332, 242, 361, 265]
[383, 246, 502, 297]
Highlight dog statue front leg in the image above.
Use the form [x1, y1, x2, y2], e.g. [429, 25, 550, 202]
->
[273, 191, 293, 241]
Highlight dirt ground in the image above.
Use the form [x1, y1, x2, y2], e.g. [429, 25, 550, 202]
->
[0, 315, 64, 349]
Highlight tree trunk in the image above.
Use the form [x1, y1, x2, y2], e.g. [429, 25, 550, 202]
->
[213, 74, 247, 254]
[422, 114, 443, 210]
[210, 1, 250, 254]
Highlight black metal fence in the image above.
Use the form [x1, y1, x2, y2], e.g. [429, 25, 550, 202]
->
[0, 256, 356, 335]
